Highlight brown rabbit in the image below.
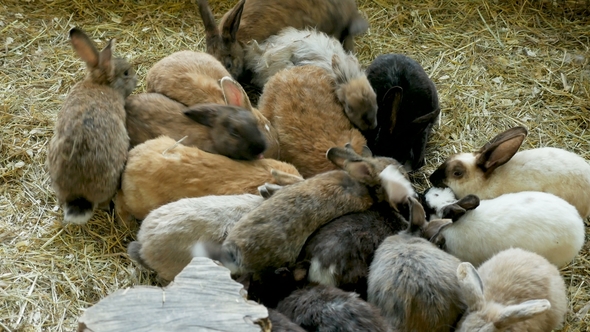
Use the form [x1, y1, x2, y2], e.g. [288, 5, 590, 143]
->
[196, 0, 369, 79]
[114, 135, 300, 223]
[46, 27, 137, 225]
[125, 93, 266, 160]
[145, 51, 280, 158]
[258, 65, 367, 178]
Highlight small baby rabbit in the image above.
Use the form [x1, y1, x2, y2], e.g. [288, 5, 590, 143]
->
[127, 193, 265, 281]
[367, 197, 466, 332]
[196, 0, 368, 79]
[365, 53, 440, 171]
[125, 93, 266, 160]
[429, 126, 590, 218]
[275, 285, 389, 332]
[421, 187, 585, 267]
[245, 27, 377, 131]
[194, 145, 399, 277]
[258, 65, 367, 178]
[46, 27, 137, 225]
[456, 248, 567, 332]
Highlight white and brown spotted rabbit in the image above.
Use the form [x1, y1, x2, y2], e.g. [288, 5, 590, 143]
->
[46, 27, 137, 225]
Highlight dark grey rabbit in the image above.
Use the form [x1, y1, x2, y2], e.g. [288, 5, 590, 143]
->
[275, 285, 389, 332]
[364, 54, 440, 171]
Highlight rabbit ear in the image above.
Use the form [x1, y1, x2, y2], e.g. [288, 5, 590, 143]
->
[440, 204, 467, 221]
[98, 38, 115, 78]
[326, 146, 363, 168]
[196, 0, 221, 43]
[456, 194, 480, 211]
[361, 145, 373, 158]
[70, 27, 100, 69]
[331, 54, 348, 85]
[407, 196, 426, 232]
[257, 183, 283, 199]
[183, 104, 219, 127]
[423, 219, 451, 247]
[220, 76, 253, 110]
[270, 169, 304, 185]
[222, 0, 244, 42]
[382, 86, 403, 134]
[412, 107, 440, 124]
[475, 126, 527, 174]
[494, 300, 551, 329]
[327, 146, 374, 183]
[457, 262, 486, 311]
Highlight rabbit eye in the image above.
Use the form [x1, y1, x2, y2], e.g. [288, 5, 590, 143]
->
[123, 70, 129, 76]
[229, 127, 239, 138]
[225, 59, 232, 70]
[453, 170, 463, 177]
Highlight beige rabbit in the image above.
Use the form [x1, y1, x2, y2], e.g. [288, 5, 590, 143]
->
[46, 27, 137, 225]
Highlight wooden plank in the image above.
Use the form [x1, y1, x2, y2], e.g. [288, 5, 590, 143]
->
[78, 257, 269, 332]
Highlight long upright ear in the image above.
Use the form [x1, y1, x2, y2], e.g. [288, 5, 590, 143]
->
[98, 38, 115, 78]
[70, 27, 100, 68]
[475, 126, 527, 173]
[457, 262, 486, 311]
[220, 76, 253, 110]
[183, 104, 219, 127]
[221, 0, 244, 42]
[494, 300, 551, 329]
[196, 0, 221, 44]
[382, 86, 403, 134]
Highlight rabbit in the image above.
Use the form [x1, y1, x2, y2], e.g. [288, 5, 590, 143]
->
[455, 248, 567, 332]
[244, 27, 377, 131]
[257, 65, 368, 178]
[124, 93, 267, 160]
[429, 125, 590, 218]
[364, 53, 441, 171]
[367, 197, 466, 332]
[275, 285, 389, 332]
[420, 187, 585, 268]
[146, 51, 280, 158]
[196, 0, 369, 80]
[127, 193, 266, 281]
[46, 27, 137, 225]
[267, 309, 306, 332]
[294, 159, 412, 299]
[193, 145, 401, 278]
[114, 135, 300, 223]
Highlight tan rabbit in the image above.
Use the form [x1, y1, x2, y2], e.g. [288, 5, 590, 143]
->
[196, 0, 369, 79]
[46, 27, 137, 225]
[114, 135, 300, 223]
[125, 93, 267, 160]
[145, 51, 279, 158]
[258, 65, 367, 178]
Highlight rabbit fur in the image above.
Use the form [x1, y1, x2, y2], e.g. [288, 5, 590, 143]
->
[455, 248, 567, 332]
[258, 65, 367, 178]
[421, 187, 585, 268]
[46, 27, 137, 225]
[114, 135, 300, 223]
[429, 126, 590, 218]
[365, 53, 440, 171]
[125, 93, 266, 160]
[245, 27, 377, 131]
[127, 193, 265, 281]
[196, 0, 368, 79]
[367, 197, 466, 332]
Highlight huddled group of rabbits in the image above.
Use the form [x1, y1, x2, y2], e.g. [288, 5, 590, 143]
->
[45, 0, 589, 331]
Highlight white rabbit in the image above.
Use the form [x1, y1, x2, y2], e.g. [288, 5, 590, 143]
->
[429, 126, 590, 218]
[422, 187, 585, 267]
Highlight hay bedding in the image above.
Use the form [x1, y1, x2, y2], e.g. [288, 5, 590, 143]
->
[0, 0, 588, 330]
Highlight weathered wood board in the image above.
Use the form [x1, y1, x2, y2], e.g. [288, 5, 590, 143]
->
[78, 257, 270, 332]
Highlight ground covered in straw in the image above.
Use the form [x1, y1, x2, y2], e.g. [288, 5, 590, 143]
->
[1, 0, 589, 331]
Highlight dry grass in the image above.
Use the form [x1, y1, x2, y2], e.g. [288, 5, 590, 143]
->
[0, 0, 589, 331]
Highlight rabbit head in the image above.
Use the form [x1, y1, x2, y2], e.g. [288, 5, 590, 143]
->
[332, 54, 378, 131]
[183, 103, 267, 160]
[455, 262, 552, 332]
[70, 27, 137, 97]
[429, 126, 528, 190]
[326, 143, 397, 188]
[196, 0, 245, 79]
